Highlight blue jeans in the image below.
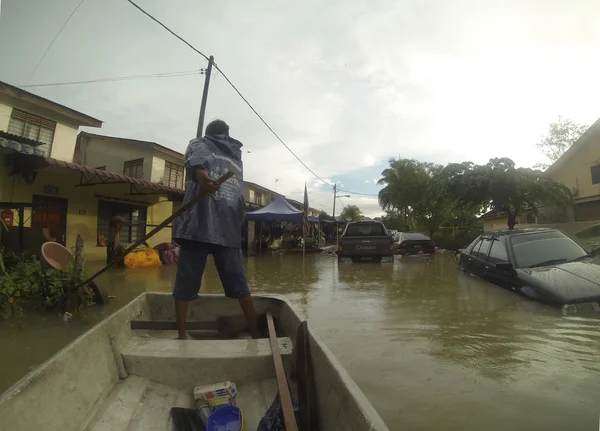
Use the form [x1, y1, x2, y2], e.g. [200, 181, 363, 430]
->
[173, 240, 250, 302]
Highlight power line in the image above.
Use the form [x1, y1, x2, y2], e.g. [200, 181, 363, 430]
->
[19, 70, 201, 88]
[124, 0, 379, 198]
[26, 0, 87, 86]
[125, 0, 330, 185]
[126, 0, 209, 62]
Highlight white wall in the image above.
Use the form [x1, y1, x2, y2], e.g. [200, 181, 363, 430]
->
[50, 123, 78, 162]
[151, 156, 166, 183]
[77, 136, 155, 180]
[0, 101, 11, 131]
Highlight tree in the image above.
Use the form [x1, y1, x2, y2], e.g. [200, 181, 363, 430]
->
[377, 158, 437, 229]
[535, 117, 588, 169]
[443, 157, 572, 229]
[339, 205, 363, 222]
[318, 211, 334, 221]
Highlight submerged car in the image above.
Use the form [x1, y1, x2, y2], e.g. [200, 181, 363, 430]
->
[396, 232, 436, 255]
[458, 228, 600, 311]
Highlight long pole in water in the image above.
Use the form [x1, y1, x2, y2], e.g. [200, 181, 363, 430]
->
[75, 58, 218, 289]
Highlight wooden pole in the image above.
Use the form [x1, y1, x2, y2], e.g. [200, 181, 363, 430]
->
[266, 311, 298, 431]
[196, 55, 214, 138]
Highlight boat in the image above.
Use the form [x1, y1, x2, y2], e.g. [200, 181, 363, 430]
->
[0, 293, 389, 431]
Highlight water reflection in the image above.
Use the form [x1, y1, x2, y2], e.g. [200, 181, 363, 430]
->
[1, 254, 600, 430]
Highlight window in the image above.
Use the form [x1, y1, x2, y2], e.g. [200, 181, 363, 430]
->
[123, 158, 144, 179]
[345, 223, 386, 236]
[254, 192, 263, 205]
[7, 109, 56, 157]
[474, 238, 493, 260]
[164, 161, 185, 189]
[469, 239, 483, 256]
[591, 164, 600, 185]
[488, 240, 508, 264]
[511, 230, 589, 268]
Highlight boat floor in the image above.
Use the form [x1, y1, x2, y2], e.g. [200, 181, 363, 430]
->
[85, 329, 289, 431]
[86, 375, 278, 431]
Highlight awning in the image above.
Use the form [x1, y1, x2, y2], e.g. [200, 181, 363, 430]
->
[44, 158, 184, 195]
[1, 137, 184, 196]
[0, 136, 45, 156]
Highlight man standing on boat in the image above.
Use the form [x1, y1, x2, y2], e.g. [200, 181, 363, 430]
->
[172, 119, 259, 340]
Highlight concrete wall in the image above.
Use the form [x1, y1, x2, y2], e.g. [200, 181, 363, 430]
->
[50, 123, 78, 162]
[75, 135, 155, 179]
[482, 213, 537, 231]
[0, 101, 11, 130]
[550, 137, 600, 200]
[2, 163, 170, 261]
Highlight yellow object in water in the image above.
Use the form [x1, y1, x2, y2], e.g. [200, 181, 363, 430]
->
[124, 248, 161, 269]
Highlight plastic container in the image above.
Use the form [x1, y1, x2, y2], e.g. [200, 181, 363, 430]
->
[206, 405, 244, 431]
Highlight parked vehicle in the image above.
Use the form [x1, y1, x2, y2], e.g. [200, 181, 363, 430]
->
[337, 221, 395, 263]
[458, 228, 600, 311]
[0, 293, 389, 431]
[396, 232, 436, 255]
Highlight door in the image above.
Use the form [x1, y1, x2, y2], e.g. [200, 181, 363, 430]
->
[482, 239, 514, 289]
[32, 195, 68, 245]
[97, 200, 147, 245]
[471, 237, 493, 278]
[463, 238, 483, 273]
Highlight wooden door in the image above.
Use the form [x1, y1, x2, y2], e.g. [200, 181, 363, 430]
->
[32, 195, 68, 245]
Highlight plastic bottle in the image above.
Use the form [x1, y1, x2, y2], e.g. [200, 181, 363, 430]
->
[196, 398, 212, 425]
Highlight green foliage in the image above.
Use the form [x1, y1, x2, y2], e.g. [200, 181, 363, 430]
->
[318, 211, 334, 221]
[535, 116, 588, 169]
[339, 205, 363, 222]
[378, 158, 472, 236]
[0, 249, 95, 319]
[442, 157, 573, 229]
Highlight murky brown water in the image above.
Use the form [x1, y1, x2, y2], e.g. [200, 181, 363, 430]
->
[2, 253, 600, 430]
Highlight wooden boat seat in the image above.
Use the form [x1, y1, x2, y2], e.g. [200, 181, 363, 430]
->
[120, 336, 293, 389]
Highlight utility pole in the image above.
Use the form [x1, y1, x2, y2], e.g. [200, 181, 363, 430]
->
[332, 184, 337, 245]
[196, 55, 214, 138]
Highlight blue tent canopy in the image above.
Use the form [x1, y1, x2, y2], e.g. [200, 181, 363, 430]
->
[246, 196, 304, 223]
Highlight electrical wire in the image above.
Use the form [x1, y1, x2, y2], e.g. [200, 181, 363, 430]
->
[124, 0, 380, 198]
[19, 70, 201, 88]
[26, 0, 87, 86]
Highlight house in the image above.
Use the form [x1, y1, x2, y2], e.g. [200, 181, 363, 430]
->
[479, 209, 537, 232]
[243, 181, 283, 210]
[0, 84, 185, 260]
[546, 117, 600, 221]
[0, 81, 102, 162]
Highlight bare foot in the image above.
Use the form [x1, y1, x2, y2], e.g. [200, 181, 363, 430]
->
[176, 333, 190, 340]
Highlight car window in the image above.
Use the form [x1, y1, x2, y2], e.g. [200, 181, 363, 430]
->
[465, 236, 481, 252]
[487, 240, 508, 264]
[474, 238, 492, 260]
[402, 233, 430, 241]
[511, 231, 589, 268]
[469, 239, 483, 256]
[345, 223, 386, 236]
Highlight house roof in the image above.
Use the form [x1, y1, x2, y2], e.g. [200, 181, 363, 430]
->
[0, 81, 102, 128]
[78, 132, 184, 160]
[545, 116, 600, 175]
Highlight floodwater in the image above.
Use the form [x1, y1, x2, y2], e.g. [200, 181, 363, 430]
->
[2, 253, 600, 430]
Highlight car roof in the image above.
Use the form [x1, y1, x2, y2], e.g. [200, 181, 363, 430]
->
[483, 228, 558, 239]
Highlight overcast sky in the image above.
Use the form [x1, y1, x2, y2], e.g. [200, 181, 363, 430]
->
[2, 0, 600, 216]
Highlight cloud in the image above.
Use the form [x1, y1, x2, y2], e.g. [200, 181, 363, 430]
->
[1, 0, 599, 219]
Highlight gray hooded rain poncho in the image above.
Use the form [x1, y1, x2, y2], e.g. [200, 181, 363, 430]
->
[172, 134, 245, 249]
